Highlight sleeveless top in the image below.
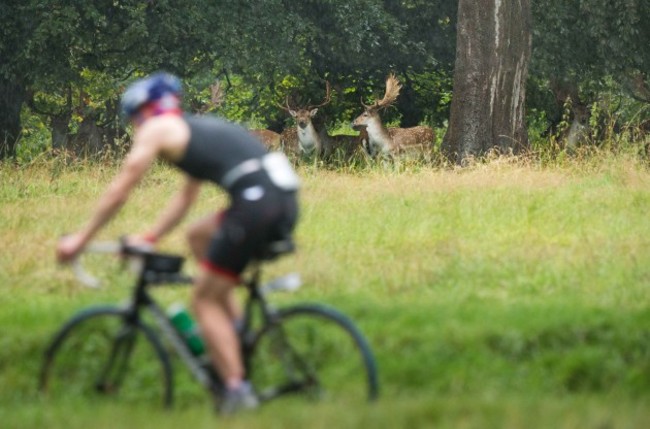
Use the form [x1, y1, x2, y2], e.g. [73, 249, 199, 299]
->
[172, 115, 267, 194]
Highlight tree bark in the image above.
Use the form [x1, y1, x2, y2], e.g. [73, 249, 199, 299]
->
[0, 79, 26, 159]
[442, 0, 532, 164]
[50, 113, 72, 152]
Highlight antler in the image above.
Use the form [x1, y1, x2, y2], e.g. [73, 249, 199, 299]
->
[376, 74, 401, 109]
[361, 74, 402, 110]
[361, 95, 372, 109]
[209, 80, 224, 108]
[277, 81, 331, 114]
[306, 81, 332, 111]
[197, 79, 225, 114]
[277, 96, 295, 113]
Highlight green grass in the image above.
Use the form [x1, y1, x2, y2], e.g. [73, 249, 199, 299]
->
[1, 155, 650, 428]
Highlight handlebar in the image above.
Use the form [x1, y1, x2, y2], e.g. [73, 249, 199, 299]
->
[71, 239, 155, 288]
[69, 238, 302, 294]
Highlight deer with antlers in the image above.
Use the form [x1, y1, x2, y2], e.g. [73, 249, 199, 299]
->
[278, 81, 334, 157]
[278, 82, 362, 159]
[353, 74, 435, 158]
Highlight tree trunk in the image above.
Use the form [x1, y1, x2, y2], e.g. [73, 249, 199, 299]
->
[69, 116, 104, 157]
[0, 79, 26, 159]
[50, 113, 72, 152]
[442, 0, 532, 164]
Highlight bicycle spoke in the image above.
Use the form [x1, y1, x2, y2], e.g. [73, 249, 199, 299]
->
[248, 305, 378, 405]
[40, 308, 173, 407]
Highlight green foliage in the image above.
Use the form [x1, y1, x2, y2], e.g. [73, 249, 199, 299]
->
[2, 0, 221, 156]
[15, 106, 50, 163]
[530, 0, 650, 102]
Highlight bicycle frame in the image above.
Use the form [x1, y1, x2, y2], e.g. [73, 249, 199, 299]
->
[118, 257, 301, 399]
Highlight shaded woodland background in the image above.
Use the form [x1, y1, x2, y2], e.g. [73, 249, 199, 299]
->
[1, 0, 648, 162]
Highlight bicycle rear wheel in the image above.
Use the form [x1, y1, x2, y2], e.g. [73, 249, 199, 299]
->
[247, 304, 379, 404]
[39, 306, 174, 408]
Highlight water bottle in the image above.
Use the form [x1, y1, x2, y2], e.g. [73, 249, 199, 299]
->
[167, 303, 206, 356]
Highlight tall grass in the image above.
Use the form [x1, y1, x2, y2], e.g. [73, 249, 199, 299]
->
[1, 154, 649, 428]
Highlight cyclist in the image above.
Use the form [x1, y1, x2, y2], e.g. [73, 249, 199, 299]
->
[56, 72, 300, 414]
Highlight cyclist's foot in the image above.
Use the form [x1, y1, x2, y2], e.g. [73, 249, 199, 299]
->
[219, 381, 259, 416]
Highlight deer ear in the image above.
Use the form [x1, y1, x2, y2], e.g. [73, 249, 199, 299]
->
[310, 108, 319, 117]
[289, 110, 297, 117]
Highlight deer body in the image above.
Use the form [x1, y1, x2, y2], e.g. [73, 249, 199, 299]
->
[249, 129, 282, 151]
[280, 127, 300, 156]
[290, 108, 331, 156]
[388, 126, 436, 154]
[295, 117, 366, 159]
[329, 132, 365, 159]
[353, 74, 435, 157]
[359, 115, 396, 156]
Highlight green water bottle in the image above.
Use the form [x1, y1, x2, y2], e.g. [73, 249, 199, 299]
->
[167, 303, 206, 356]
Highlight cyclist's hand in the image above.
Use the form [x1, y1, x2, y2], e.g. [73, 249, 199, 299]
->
[125, 234, 157, 251]
[56, 233, 86, 264]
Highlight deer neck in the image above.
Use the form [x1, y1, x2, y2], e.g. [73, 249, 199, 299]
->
[296, 122, 322, 154]
[365, 117, 393, 154]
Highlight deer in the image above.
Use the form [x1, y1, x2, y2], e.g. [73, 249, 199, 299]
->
[545, 79, 596, 150]
[278, 81, 334, 157]
[352, 74, 435, 158]
[278, 81, 364, 160]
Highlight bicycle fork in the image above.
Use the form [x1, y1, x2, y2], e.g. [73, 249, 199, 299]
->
[93, 324, 138, 394]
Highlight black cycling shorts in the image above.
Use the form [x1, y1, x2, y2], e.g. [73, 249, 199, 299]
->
[201, 170, 298, 282]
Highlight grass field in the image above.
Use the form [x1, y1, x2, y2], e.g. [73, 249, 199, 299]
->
[1, 155, 649, 428]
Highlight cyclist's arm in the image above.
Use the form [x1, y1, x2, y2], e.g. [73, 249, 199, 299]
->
[144, 175, 202, 242]
[77, 138, 157, 245]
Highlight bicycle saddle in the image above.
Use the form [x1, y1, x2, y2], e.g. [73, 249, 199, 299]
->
[257, 237, 295, 261]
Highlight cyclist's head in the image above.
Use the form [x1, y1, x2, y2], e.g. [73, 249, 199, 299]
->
[120, 72, 182, 124]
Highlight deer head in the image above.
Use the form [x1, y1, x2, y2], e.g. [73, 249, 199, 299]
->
[352, 74, 402, 130]
[278, 81, 332, 130]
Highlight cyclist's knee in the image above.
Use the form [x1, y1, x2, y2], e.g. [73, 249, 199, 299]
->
[187, 228, 207, 259]
[192, 270, 236, 306]
[186, 215, 218, 258]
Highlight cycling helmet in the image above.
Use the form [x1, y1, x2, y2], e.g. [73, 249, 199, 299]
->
[120, 72, 182, 119]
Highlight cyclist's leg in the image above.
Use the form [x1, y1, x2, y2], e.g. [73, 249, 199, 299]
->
[189, 206, 262, 413]
[187, 212, 241, 322]
[192, 262, 258, 414]
[186, 212, 218, 258]
[192, 268, 244, 387]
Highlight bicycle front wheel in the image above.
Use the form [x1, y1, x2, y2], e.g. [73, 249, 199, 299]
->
[39, 306, 174, 408]
[247, 304, 379, 405]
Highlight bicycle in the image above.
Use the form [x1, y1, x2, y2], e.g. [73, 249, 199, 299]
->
[39, 237, 379, 410]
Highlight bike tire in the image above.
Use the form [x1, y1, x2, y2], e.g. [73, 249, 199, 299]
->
[39, 306, 174, 408]
[247, 303, 379, 404]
